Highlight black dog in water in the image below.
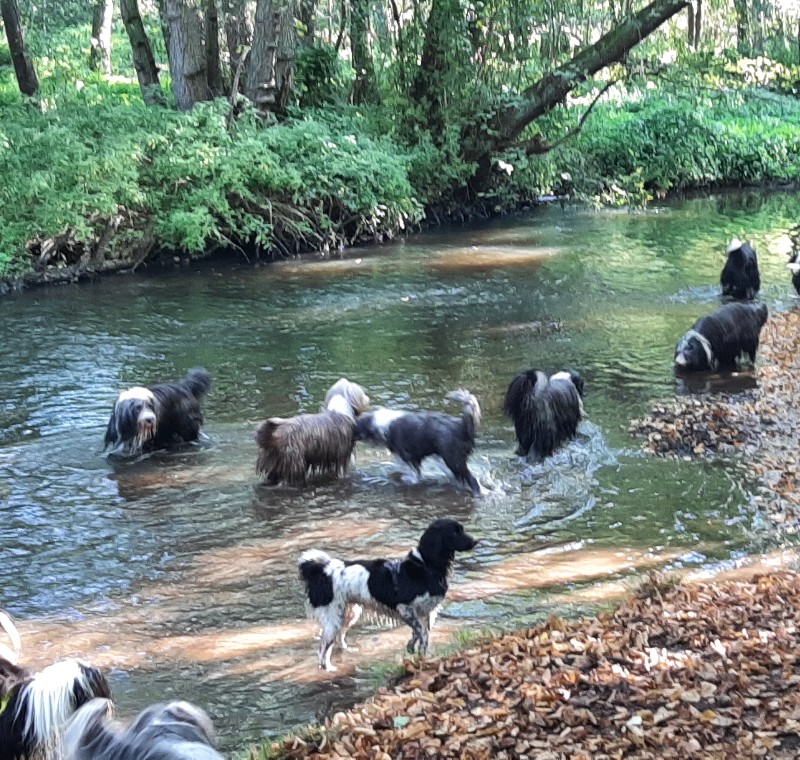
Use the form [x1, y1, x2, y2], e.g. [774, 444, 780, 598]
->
[298, 518, 477, 671]
[674, 301, 768, 372]
[503, 369, 585, 461]
[720, 238, 760, 301]
[104, 368, 212, 456]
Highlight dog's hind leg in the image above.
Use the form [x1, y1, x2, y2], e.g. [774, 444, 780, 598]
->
[443, 453, 485, 497]
[338, 604, 362, 650]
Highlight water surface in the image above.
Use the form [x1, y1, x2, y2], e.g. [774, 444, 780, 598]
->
[1, 190, 798, 750]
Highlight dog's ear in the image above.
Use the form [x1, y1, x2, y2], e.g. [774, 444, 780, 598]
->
[418, 524, 445, 566]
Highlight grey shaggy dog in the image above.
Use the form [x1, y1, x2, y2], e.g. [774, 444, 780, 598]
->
[63, 698, 223, 760]
[255, 378, 370, 485]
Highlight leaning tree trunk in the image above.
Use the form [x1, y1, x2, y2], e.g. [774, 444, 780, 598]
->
[222, 0, 253, 89]
[164, 0, 211, 109]
[90, 0, 115, 75]
[469, 0, 690, 191]
[1, 0, 39, 96]
[121, 0, 167, 104]
[246, 0, 295, 112]
[350, 0, 380, 104]
[205, 0, 225, 96]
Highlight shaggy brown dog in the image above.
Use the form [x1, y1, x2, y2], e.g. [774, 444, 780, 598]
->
[255, 378, 370, 485]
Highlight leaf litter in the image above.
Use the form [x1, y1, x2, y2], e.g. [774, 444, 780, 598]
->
[268, 572, 800, 759]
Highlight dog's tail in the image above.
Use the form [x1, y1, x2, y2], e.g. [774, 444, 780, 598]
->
[0, 608, 21, 664]
[448, 389, 481, 437]
[184, 368, 212, 400]
[503, 369, 548, 419]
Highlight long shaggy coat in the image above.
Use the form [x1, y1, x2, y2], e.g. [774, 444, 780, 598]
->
[720, 238, 760, 301]
[503, 370, 585, 460]
[255, 378, 370, 485]
[674, 301, 769, 372]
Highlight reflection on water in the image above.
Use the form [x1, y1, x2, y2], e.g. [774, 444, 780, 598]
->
[2, 190, 799, 750]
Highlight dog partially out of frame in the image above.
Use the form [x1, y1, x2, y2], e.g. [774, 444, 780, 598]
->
[255, 378, 370, 485]
[354, 390, 484, 496]
[298, 518, 477, 671]
[63, 698, 224, 760]
[0, 610, 111, 760]
[104, 368, 212, 456]
[503, 369, 585, 461]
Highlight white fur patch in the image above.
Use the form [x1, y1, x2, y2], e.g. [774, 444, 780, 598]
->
[20, 660, 91, 745]
[369, 408, 406, 432]
[726, 237, 743, 254]
[787, 262, 800, 275]
[550, 371, 570, 382]
[117, 387, 155, 404]
[326, 394, 355, 416]
[684, 329, 717, 370]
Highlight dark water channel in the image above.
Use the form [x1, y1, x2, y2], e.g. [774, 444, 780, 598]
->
[2, 190, 799, 752]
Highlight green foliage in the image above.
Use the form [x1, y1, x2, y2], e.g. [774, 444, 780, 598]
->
[295, 43, 352, 108]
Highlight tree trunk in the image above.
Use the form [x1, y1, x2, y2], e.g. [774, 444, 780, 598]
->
[222, 0, 253, 90]
[205, 0, 225, 95]
[350, 0, 379, 104]
[733, 0, 749, 56]
[411, 0, 464, 104]
[693, 0, 702, 48]
[164, 0, 211, 109]
[246, 0, 295, 112]
[1, 0, 39, 96]
[121, 0, 167, 104]
[90, 0, 115, 76]
[470, 0, 690, 190]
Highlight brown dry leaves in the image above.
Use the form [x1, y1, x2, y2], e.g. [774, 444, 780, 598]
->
[271, 572, 800, 759]
[630, 310, 800, 522]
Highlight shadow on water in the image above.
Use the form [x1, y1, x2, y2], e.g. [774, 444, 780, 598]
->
[2, 190, 800, 749]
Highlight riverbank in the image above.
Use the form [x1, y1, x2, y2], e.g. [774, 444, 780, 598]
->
[3, 79, 800, 293]
[255, 568, 800, 759]
[631, 308, 800, 533]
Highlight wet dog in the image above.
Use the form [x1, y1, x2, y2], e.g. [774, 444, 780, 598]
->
[354, 390, 483, 496]
[63, 698, 223, 760]
[720, 238, 760, 300]
[298, 518, 477, 671]
[255, 378, 370, 485]
[674, 301, 768, 372]
[503, 369, 585, 461]
[0, 611, 111, 760]
[104, 368, 212, 456]
[787, 239, 800, 295]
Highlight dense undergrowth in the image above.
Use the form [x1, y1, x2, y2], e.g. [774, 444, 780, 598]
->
[2, 24, 800, 283]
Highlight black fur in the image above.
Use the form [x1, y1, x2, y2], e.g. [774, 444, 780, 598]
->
[64, 698, 223, 760]
[354, 391, 483, 496]
[503, 369, 585, 460]
[674, 302, 769, 372]
[0, 657, 111, 760]
[104, 368, 211, 455]
[298, 519, 477, 670]
[787, 246, 800, 295]
[720, 240, 760, 300]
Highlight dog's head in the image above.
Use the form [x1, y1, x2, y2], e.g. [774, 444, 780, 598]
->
[751, 301, 769, 328]
[417, 519, 477, 569]
[324, 378, 370, 418]
[107, 387, 159, 452]
[128, 700, 217, 747]
[674, 332, 712, 372]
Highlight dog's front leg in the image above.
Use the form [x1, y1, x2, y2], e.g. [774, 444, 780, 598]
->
[397, 604, 425, 654]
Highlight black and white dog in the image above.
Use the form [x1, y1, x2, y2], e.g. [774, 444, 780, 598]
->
[787, 245, 800, 296]
[63, 698, 224, 760]
[720, 238, 760, 301]
[255, 378, 371, 485]
[0, 611, 111, 760]
[298, 518, 477, 671]
[503, 369, 585, 460]
[104, 368, 212, 456]
[674, 301, 769, 372]
[354, 390, 483, 496]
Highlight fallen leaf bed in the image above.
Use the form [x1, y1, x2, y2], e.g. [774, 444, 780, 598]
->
[630, 310, 800, 524]
[268, 572, 800, 759]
